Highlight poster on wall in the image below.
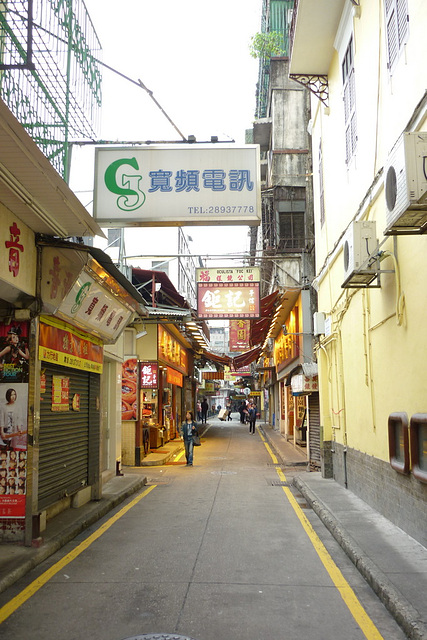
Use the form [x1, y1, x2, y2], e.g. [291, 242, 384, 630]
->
[0, 321, 29, 518]
[0, 322, 30, 383]
[51, 376, 70, 412]
[122, 357, 138, 420]
[0, 380, 28, 518]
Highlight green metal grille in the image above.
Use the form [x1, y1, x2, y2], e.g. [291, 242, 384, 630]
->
[0, 0, 102, 179]
[254, 0, 294, 119]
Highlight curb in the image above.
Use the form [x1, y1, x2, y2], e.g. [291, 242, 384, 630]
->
[293, 477, 427, 640]
[0, 475, 147, 595]
[261, 425, 427, 640]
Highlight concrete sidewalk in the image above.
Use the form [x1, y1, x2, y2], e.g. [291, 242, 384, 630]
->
[261, 421, 427, 640]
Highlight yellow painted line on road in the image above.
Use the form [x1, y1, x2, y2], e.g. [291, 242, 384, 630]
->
[0, 484, 157, 625]
[258, 429, 384, 640]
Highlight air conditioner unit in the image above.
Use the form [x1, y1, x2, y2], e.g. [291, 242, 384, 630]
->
[342, 220, 378, 288]
[384, 132, 427, 234]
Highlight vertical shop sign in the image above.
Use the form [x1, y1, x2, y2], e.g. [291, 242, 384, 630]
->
[0, 322, 29, 519]
[52, 376, 70, 411]
[229, 319, 250, 352]
[139, 362, 158, 388]
[122, 357, 138, 420]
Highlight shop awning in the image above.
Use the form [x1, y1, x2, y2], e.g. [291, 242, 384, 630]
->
[132, 268, 189, 309]
[232, 346, 263, 370]
[250, 290, 280, 347]
[202, 350, 232, 366]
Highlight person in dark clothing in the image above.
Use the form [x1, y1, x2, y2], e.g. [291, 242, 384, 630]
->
[248, 402, 257, 434]
[238, 401, 247, 424]
[201, 397, 209, 424]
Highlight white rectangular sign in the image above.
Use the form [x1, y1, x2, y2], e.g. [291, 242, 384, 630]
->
[94, 144, 261, 227]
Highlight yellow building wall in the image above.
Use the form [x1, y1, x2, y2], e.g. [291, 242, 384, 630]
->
[312, 1, 427, 463]
[136, 323, 157, 360]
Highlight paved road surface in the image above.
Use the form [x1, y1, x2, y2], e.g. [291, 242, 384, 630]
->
[0, 420, 408, 640]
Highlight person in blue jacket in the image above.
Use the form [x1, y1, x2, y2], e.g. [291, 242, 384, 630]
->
[180, 410, 198, 466]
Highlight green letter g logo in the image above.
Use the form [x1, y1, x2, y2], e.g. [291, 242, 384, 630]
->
[104, 157, 146, 211]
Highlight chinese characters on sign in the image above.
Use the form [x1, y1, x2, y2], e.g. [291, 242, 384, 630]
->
[52, 376, 70, 411]
[94, 145, 261, 226]
[197, 282, 260, 319]
[196, 267, 260, 283]
[39, 320, 103, 374]
[166, 366, 183, 387]
[5, 222, 24, 278]
[229, 319, 251, 352]
[139, 362, 158, 389]
[158, 326, 188, 374]
[196, 267, 261, 320]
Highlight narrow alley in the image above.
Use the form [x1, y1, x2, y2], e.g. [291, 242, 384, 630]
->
[0, 415, 410, 640]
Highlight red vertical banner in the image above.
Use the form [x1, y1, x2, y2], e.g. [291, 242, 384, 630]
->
[229, 319, 251, 352]
[122, 357, 138, 421]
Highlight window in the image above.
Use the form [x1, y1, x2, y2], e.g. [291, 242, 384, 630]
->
[342, 36, 357, 164]
[410, 414, 427, 484]
[278, 199, 306, 251]
[385, 0, 409, 71]
[388, 412, 410, 474]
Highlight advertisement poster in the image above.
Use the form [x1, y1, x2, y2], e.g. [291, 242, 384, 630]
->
[0, 322, 29, 519]
[0, 322, 30, 383]
[122, 357, 138, 420]
[52, 376, 70, 411]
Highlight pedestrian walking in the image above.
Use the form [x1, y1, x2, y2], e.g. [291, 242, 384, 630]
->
[196, 400, 202, 421]
[248, 402, 257, 434]
[201, 397, 209, 424]
[238, 401, 246, 424]
[226, 399, 232, 421]
[180, 411, 198, 466]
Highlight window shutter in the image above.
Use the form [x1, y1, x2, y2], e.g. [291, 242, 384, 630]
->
[385, 0, 408, 71]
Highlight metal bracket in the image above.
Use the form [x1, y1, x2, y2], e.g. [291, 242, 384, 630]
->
[289, 74, 329, 107]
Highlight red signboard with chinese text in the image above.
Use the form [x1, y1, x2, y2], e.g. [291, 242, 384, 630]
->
[139, 362, 158, 389]
[166, 366, 183, 387]
[39, 320, 103, 374]
[197, 282, 260, 319]
[229, 319, 251, 352]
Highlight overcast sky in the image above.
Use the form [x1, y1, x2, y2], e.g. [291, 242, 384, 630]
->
[71, 0, 262, 259]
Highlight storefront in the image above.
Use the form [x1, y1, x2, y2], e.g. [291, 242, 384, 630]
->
[0, 100, 149, 544]
[157, 325, 190, 442]
[291, 370, 320, 467]
[129, 323, 193, 461]
[30, 242, 146, 537]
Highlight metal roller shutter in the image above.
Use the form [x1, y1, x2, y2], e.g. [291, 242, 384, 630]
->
[308, 393, 321, 471]
[38, 363, 99, 511]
